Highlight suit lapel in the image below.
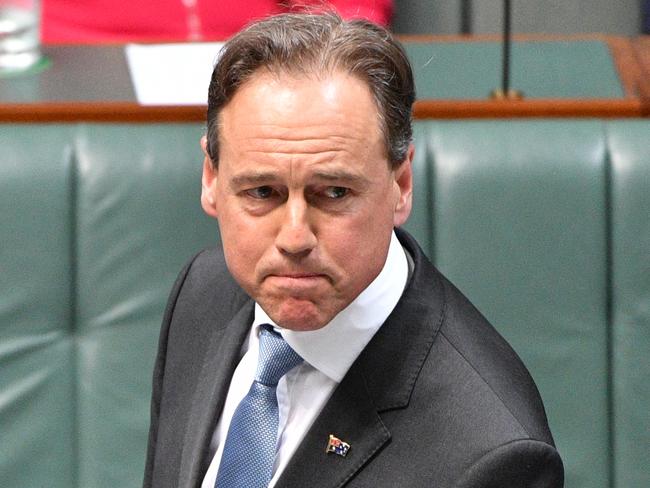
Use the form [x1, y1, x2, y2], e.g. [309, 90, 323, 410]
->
[275, 367, 390, 488]
[178, 300, 254, 488]
[277, 230, 445, 488]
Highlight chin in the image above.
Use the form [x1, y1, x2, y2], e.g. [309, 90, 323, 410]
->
[268, 298, 332, 331]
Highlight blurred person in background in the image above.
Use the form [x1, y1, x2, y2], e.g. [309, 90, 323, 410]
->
[41, 0, 393, 43]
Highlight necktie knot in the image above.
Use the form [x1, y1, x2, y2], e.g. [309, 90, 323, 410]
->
[255, 325, 302, 386]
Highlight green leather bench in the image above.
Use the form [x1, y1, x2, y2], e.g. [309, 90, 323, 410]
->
[1, 121, 648, 488]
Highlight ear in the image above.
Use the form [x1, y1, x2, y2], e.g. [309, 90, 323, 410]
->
[392, 144, 414, 227]
[200, 135, 219, 220]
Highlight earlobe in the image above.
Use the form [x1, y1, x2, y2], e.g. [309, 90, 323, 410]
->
[392, 144, 414, 227]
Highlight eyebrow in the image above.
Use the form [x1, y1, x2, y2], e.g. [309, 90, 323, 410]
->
[230, 172, 279, 189]
[229, 169, 370, 189]
[310, 170, 369, 186]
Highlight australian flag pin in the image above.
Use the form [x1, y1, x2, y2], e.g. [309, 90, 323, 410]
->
[326, 434, 351, 457]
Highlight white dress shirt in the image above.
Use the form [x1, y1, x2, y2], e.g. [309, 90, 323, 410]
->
[202, 231, 408, 488]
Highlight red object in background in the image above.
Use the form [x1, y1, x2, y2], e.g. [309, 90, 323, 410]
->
[41, 0, 393, 44]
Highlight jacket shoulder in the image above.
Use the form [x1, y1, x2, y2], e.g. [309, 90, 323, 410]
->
[175, 247, 248, 315]
[381, 231, 563, 485]
[452, 438, 564, 488]
[144, 247, 251, 487]
[436, 273, 555, 446]
[398, 228, 553, 443]
[394, 229, 555, 447]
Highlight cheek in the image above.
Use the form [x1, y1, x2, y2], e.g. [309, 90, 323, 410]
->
[323, 210, 393, 274]
[218, 212, 268, 278]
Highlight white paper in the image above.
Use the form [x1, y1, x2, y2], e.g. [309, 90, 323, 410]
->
[125, 42, 224, 105]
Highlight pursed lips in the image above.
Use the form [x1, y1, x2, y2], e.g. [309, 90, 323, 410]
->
[275, 273, 323, 278]
[265, 272, 331, 291]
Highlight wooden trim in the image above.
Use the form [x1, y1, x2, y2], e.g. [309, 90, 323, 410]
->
[606, 37, 641, 99]
[632, 36, 650, 116]
[0, 102, 205, 123]
[413, 98, 642, 119]
[1, 99, 641, 122]
[634, 36, 650, 77]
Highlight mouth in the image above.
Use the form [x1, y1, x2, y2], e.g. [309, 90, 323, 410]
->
[276, 273, 324, 279]
[266, 273, 329, 291]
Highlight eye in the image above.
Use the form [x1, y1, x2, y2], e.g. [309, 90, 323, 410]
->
[323, 186, 349, 199]
[245, 186, 275, 199]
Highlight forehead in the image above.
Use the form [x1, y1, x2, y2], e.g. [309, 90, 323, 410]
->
[219, 68, 381, 135]
[217, 69, 385, 156]
[232, 67, 378, 109]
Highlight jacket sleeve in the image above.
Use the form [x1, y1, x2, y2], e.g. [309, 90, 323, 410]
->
[142, 254, 201, 488]
[453, 439, 564, 488]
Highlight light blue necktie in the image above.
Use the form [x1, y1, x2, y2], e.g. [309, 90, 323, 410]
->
[215, 325, 303, 488]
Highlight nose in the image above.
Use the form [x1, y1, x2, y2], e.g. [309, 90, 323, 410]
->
[275, 195, 317, 257]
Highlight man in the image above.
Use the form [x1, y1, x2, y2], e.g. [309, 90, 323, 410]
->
[144, 13, 564, 488]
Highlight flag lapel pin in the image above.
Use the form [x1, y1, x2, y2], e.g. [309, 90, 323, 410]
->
[326, 434, 351, 457]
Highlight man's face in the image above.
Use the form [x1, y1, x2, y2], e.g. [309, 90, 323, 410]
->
[201, 70, 413, 331]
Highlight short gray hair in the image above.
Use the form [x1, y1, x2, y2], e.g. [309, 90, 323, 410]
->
[206, 12, 415, 168]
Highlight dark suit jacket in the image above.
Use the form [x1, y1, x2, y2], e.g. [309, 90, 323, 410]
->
[144, 229, 564, 487]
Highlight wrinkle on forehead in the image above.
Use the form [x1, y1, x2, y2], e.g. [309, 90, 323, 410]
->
[235, 132, 375, 155]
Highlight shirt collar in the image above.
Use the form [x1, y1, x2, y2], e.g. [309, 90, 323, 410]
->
[253, 230, 408, 382]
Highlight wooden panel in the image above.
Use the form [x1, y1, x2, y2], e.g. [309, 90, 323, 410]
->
[0, 103, 205, 123]
[413, 98, 642, 119]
